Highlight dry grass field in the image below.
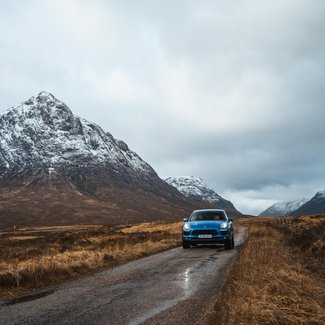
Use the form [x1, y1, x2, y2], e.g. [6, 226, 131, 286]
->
[0, 222, 183, 298]
[208, 215, 325, 324]
[1, 215, 324, 325]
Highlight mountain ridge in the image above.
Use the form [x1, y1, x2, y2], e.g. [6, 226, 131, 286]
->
[0, 91, 154, 183]
[165, 176, 238, 212]
[0, 92, 202, 227]
[291, 190, 325, 216]
[259, 198, 309, 217]
[260, 191, 325, 217]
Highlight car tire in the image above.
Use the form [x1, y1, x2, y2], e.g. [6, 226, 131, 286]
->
[225, 236, 234, 250]
[224, 240, 231, 250]
[182, 240, 190, 249]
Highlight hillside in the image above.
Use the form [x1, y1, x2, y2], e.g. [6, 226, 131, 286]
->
[0, 92, 200, 227]
[292, 190, 325, 216]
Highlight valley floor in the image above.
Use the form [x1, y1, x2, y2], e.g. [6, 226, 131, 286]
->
[1, 216, 324, 324]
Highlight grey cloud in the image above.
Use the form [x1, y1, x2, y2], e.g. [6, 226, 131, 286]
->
[1, 0, 325, 214]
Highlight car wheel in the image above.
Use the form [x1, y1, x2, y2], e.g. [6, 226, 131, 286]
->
[182, 240, 190, 249]
[232, 236, 235, 248]
[225, 238, 233, 250]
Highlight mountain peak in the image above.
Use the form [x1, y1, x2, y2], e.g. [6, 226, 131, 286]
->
[23, 91, 61, 106]
[0, 92, 153, 177]
[0, 91, 73, 126]
[0, 92, 202, 227]
[291, 190, 325, 216]
[315, 190, 325, 198]
[259, 198, 309, 217]
[164, 176, 218, 200]
[36, 90, 57, 100]
[165, 176, 237, 211]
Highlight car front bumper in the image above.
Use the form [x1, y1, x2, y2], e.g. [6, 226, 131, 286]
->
[182, 229, 232, 244]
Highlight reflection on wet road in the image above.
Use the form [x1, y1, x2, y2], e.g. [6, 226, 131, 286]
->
[0, 228, 246, 325]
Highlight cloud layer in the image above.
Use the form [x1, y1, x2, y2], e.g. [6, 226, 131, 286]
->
[1, 0, 325, 214]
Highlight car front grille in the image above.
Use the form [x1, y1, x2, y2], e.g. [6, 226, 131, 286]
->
[192, 230, 217, 236]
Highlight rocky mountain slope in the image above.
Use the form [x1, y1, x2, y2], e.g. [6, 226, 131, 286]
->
[291, 191, 325, 216]
[0, 91, 155, 187]
[0, 92, 200, 227]
[259, 198, 309, 217]
[165, 176, 237, 211]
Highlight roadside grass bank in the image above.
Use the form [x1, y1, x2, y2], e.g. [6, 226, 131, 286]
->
[0, 222, 183, 298]
[207, 215, 325, 324]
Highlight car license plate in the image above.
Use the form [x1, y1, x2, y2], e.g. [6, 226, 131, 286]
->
[198, 234, 212, 238]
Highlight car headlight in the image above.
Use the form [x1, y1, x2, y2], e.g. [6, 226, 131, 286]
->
[220, 222, 227, 229]
[183, 223, 191, 230]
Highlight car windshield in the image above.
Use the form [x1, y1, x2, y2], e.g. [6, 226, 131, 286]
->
[190, 211, 226, 221]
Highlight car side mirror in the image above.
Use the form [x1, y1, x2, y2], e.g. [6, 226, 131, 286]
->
[182, 217, 189, 222]
[228, 217, 234, 222]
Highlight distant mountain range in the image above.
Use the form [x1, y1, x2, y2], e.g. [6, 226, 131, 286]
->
[0, 92, 207, 227]
[291, 191, 325, 216]
[259, 191, 325, 216]
[259, 198, 308, 216]
[165, 176, 238, 212]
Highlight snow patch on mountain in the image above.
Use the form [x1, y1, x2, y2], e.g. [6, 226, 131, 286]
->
[164, 176, 221, 202]
[0, 91, 153, 175]
[259, 198, 309, 216]
[291, 190, 325, 216]
[165, 176, 237, 210]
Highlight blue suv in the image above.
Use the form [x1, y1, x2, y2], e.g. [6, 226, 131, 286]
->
[182, 209, 234, 250]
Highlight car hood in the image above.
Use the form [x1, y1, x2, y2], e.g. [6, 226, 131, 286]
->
[188, 220, 225, 229]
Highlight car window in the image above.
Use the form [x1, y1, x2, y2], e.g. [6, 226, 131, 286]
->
[190, 211, 226, 221]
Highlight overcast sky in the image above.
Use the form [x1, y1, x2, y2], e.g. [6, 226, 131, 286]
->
[1, 0, 325, 215]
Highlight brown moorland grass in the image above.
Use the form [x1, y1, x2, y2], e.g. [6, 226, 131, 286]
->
[207, 215, 325, 325]
[120, 221, 183, 234]
[0, 222, 182, 298]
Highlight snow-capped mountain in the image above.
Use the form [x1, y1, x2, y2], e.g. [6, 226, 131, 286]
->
[165, 176, 237, 211]
[291, 190, 325, 216]
[259, 198, 309, 217]
[0, 91, 154, 183]
[0, 92, 197, 226]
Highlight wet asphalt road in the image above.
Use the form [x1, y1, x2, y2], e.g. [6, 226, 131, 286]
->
[0, 227, 246, 325]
